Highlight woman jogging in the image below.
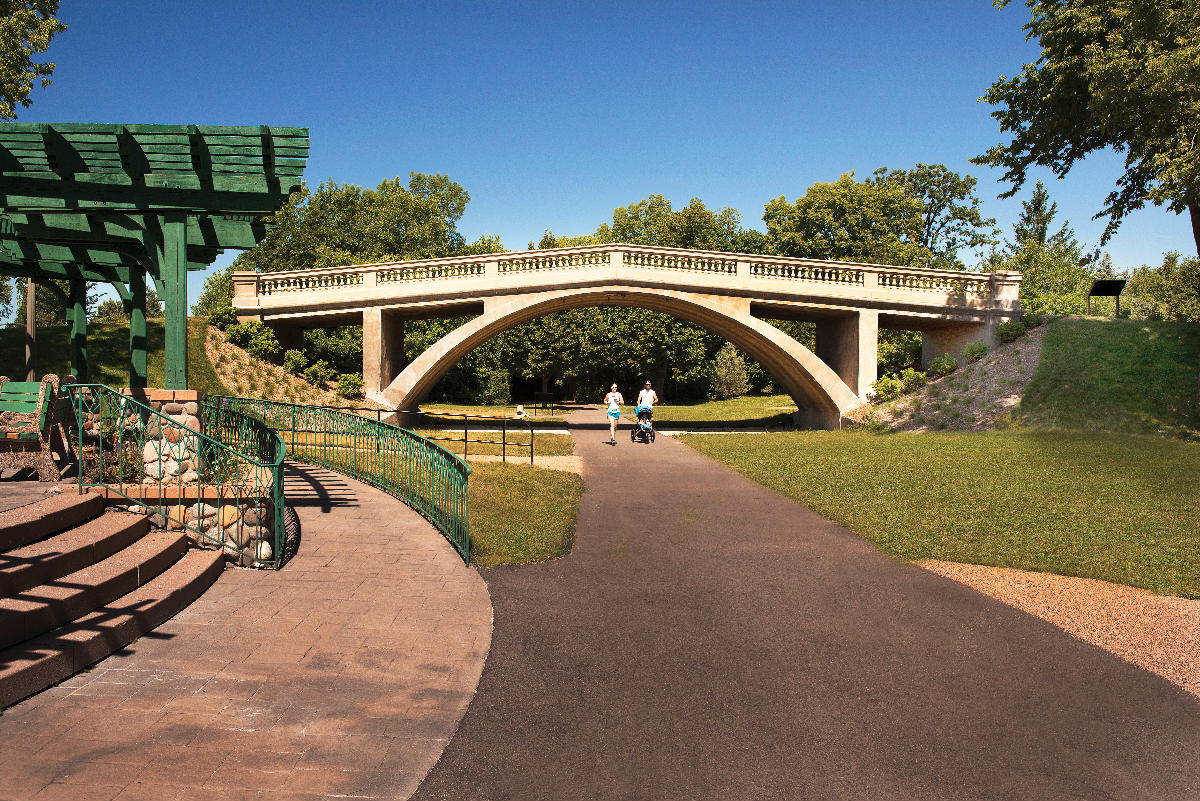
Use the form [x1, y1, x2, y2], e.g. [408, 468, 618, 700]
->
[603, 383, 624, 445]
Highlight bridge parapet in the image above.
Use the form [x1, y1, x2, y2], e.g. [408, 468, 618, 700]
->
[232, 243, 1022, 321]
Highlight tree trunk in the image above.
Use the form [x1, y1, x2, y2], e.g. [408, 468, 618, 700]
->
[654, 362, 668, 401]
[540, 374, 550, 393]
[1190, 202, 1200, 258]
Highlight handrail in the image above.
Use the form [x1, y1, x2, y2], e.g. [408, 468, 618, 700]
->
[232, 243, 1022, 309]
[207, 396, 471, 562]
[66, 385, 287, 568]
[409, 409, 535, 465]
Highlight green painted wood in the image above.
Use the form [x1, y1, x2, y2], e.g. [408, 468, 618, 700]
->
[161, 212, 187, 390]
[128, 268, 147, 389]
[0, 399, 39, 410]
[69, 278, 87, 382]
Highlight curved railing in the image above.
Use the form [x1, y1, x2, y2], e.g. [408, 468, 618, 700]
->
[67, 384, 287, 568]
[207, 396, 471, 562]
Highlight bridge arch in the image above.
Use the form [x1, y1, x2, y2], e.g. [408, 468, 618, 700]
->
[375, 286, 863, 428]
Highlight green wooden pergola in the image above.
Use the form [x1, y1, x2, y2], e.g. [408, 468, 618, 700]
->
[0, 123, 308, 388]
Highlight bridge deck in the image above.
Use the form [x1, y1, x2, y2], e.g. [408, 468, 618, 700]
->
[233, 244, 1021, 325]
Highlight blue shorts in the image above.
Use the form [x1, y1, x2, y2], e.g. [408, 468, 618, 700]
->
[607, 409, 620, 419]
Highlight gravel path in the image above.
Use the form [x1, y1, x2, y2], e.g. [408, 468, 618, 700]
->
[922, 560, 1200, 700]
[414, 410, 1200, 800]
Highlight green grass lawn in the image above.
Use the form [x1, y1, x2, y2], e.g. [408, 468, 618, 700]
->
[650, 393, 797, 427]
[412, 430, 574, 458]
[468, 462, 584, 566]
[419, 402, 567, 425]
[681, 429, 1200, 598]
[1019, 317, 1200, 438]
[0, 318, 228, 395]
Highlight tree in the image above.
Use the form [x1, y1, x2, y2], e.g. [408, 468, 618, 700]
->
[193, 173, 502, 317]
[763, 172, 934, 266]
[867, 164, 997, 269]
[1124, 252, 1200, 322]
[974, 0, 1200, 255]
[0, 1, 66, 120]
[987, 183, 1103, 314]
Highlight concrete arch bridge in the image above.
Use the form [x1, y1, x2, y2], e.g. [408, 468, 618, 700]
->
[232, 244, 1022, 428]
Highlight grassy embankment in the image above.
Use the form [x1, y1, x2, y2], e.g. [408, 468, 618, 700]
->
[0, 318, 228, 395]
[683, 317, 1200, 598]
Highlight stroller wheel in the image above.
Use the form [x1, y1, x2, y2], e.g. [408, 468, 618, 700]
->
[630, 428, 637, 443]
[649, 429, 655, 443]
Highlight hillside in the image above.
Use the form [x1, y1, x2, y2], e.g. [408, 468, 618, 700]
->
[0, 318, 227, 395]
[0, 319, 374, 411]
[859, 317, 1200, 439]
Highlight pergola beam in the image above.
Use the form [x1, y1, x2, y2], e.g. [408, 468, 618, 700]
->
[0, 122, 308, 389]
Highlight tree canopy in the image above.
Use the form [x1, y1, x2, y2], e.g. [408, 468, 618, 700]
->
[0, 0, 66, 120]
[974, 0, 1200, 255]
[763, 172, 933, 267]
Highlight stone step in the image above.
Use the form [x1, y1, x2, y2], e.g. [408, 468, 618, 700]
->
[0, 512, 149, 597]
[0, 491, 103, 552]
[0, 548, 225, 709]
[0, 531, 188, 650]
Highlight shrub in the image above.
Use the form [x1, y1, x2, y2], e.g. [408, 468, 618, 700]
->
[710, 342, 750, 400]
[996, 320, 1026, 343]
[225, 320, 279, 358]
[1020, 313, 1046, 329]
[479, 367, 512, 405]
[899, 367, 926, 393]
[928, 354, 959, 377]
[245, 326, 280, 361]
[962, 341, 989, 363]
[207, 306, 238, 330]
[871, 374, 904, 403]
[336, 372, 365, 399]
[283, 349, 307, 375]
[304, 360, 337, 387]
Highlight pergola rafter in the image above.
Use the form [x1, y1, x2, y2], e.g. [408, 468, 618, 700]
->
[0, 123, 307, 388]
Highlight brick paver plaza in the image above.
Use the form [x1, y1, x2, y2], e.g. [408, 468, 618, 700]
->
[0, 464, 491, 801]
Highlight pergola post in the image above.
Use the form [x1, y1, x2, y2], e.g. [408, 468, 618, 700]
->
[161, 212, 188, 390]
[68, 278, 88, 382]
[128, 270, 147, 389]
[24, 278, 35, 381]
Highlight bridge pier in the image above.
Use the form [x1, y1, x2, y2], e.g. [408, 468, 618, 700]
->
[815, 310, 878, 400]
[363, 308, 405, 396]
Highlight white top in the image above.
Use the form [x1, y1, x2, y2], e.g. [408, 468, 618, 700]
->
[604, 392, 623, 412]
[637, 388, 658, 407]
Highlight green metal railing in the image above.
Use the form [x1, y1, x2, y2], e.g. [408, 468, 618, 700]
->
[66, 384, 286, 568]
[207, 395, 471, 562]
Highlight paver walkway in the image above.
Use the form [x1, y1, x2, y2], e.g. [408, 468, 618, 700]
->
[414, 408, 1200, 800]
[0, 463, 491, 801]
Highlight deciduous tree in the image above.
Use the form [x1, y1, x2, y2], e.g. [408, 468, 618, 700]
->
[974, 0, 1200, 255]
[0, 0, 66, 120]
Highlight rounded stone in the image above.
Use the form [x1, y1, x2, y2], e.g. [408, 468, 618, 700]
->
[254, 539, 274, 562]
[218, 504, 240, 528]
[162, 402, 185, 415]
[242, 508, 261, 527]
[225, 524, 252, 547]
[182, 401, 200, 416]
[196, 502, 218, 518]
[180, 471, 199, 484]
[142, 441, 163, 464]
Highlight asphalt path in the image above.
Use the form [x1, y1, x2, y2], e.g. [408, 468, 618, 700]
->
[414, 409, 1200, 800]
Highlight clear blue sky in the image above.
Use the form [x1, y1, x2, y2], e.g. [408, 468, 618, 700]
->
[23, 0, 1199, 308]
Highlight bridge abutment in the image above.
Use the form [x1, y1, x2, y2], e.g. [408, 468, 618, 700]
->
[920, 320, 994, 370]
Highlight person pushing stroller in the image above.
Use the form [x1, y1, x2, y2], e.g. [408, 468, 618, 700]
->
[633, 380, 658, 444]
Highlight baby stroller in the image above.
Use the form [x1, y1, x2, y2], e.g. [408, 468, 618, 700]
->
[631, 405, 655, 444]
